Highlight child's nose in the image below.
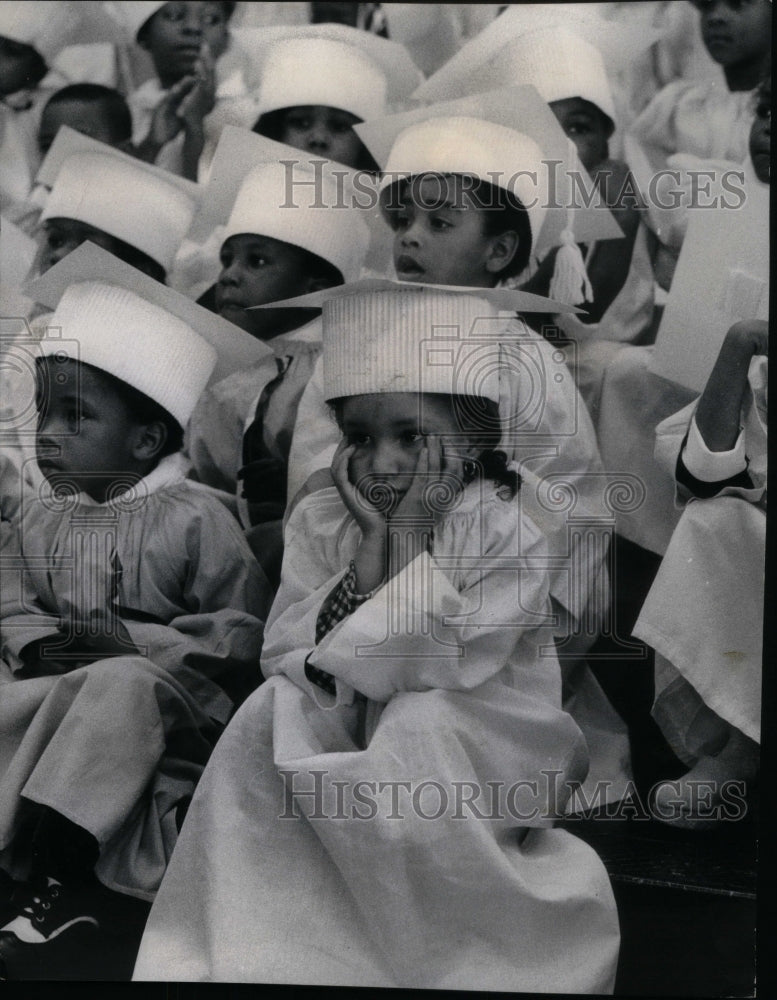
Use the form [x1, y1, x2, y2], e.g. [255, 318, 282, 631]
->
[305, 126, 330, 152]
[704, 1, 731, 25]
[219, 260, 241, 285]
[400, 220, 422, 247]
[180, 10, 203, 36]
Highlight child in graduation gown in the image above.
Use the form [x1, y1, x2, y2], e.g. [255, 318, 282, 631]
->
[133, 283, 620, 991]
[0, 252, 269, 977]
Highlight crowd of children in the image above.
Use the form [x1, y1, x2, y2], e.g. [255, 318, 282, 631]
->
[0, 0, 769, 988]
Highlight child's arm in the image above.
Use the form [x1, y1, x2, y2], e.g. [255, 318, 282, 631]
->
[692, 320, 768, 453]
[177, 43, 216, 182]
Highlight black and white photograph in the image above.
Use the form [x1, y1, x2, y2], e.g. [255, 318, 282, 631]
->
[0, 0, 771, 994]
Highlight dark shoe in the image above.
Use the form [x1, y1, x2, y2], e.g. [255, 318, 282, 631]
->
[0, 876, 101, 980]
[0, 869, 32, 929]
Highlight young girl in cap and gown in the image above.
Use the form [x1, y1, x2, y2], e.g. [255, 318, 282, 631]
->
[107, 1, 253, 181]
[0, 247, 270, 977]
[133, 282, 620, 991]
[238, 21, 422, 172]
[287, 88, 634, 802]
[182, 127, 370, 504]
[413, 17, 658, 420]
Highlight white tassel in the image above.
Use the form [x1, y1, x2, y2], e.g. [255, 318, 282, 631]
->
[549, 228, 593, 307]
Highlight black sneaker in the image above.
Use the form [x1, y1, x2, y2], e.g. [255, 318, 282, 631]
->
[0, 876, 102, 980]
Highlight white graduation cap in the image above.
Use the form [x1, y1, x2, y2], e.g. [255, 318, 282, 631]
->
[354, 85, 623, 258]
[24, 241, 273, 403]
[651, 167, 769, 393]
[0, 0, 80, 62]
[36, 126, 200, 275]
[230, 21, 423, 120]
[281, 280, 576, 405]
[187, 124, 370, 282]
[249, 276, 580, 315]
[414, 5, 659, 122]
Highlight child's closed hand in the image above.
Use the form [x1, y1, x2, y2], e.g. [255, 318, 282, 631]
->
[723, 320, 768, 360]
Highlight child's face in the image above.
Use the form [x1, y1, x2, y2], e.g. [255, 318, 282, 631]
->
[387, 175, 509, 287]
[279, 106, 365, 168]
[35, 360, 142, 502]
[141, 1, 229, 82]
[696, 0, 772, 69]
[215, 233, 314, 336]
[38, 219, 127, 274]
[342, 393, 471, 503]
[549, 98, 612, 174]
[39, 100, 125, 155]
[749, 87, 771, 183]
[0, 35, 40, 97]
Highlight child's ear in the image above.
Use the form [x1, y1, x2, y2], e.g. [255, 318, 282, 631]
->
[485, 230, 519, 276]
[132, 421, 168, 462]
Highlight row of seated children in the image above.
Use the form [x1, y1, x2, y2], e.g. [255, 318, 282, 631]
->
[0, 0, 769, 983]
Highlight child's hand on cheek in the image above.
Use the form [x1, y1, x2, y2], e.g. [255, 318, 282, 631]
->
[332, 440, 387, 594]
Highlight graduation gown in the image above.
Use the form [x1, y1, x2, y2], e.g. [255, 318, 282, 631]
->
[0, 454, 269, 898]
[133, 481, 620, 989]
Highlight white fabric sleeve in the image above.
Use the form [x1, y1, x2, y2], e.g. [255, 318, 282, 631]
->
[682, 416, 747, 483]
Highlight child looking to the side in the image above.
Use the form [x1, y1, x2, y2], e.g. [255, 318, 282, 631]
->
[111, 1, 249, 180]
[33, 129, 199, 283]
[185, 128, 369, 509]
[133, 283, 620, 991]
[0, 252, 269, 978]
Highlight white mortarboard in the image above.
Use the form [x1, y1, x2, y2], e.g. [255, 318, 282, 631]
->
[37, 126, 200, 275]
[292, 280, 576, 405]
[354, 85, 622, 257]
[414, 5, 658, 123]
[231, 22, 423, 120]
[188, 125, 370, 281]
[650, 168, 769, 393]
[25, 242, 273, 410]
[0, 0, 79, 62]
[102, 1, 168, 40]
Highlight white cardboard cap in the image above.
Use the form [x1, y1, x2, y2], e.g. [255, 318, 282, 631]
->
[232, 21, 423, 115]
[355, 85, 622, 256]
[379, 116, 548, 249]
[102, 1, 167, 40]
[25, 241, 274, 394]
[38, 127, 200, 274]
[414, 4, 659, 120]
[190, 125, 369, 282]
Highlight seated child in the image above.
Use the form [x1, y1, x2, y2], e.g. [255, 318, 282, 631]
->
[38, 83, 133, 155]
[111, 0, 250, 181]
[633, 318, 766, 827]
[185, 127, 369, 509]
[289, 91, 609, 636]
[133, 283, 620, 991]
[414, 23, 653, 353]
[0, 1, 76, 208]
[0, 255, 269, 977]
[625, 0, 771, 285]
[249, 28, 404, 172]
[33, 128, 199, 283]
